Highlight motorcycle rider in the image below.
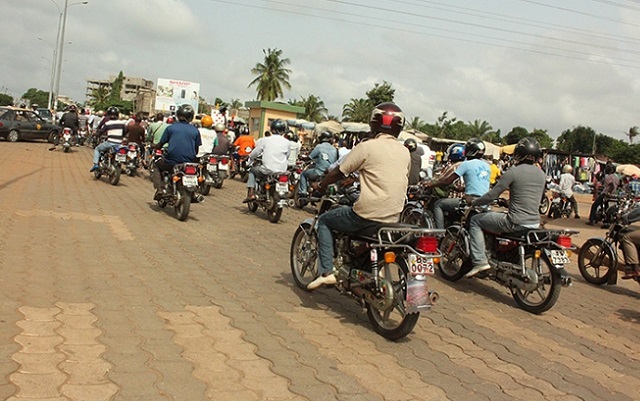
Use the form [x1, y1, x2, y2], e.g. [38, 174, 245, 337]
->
[151, 104, 202, 200]
[147, 113, 168, 146]
[463, 137, 546, 277]
[587, 163, 620, 226]
[232, 127, 256, 174]
[426, 143, 465, 199]
[126, 115, 146, 147]
[557, 164, 580, 219]
[212, 123, 232, 155]
[404, 138, 423, 185]
[242, 119, 290, 203]
[426, 138, 491, 229]
[51, 105, 79, 150]
[297, 131, 338, 199]
[90, 106, 125, 172]
[286, 130, 302, 167]
[619, 203, 640, 279]
[307, 102, 410, 290]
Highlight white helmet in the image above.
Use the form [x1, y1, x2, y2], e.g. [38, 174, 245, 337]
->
[562, 165, 573, 174]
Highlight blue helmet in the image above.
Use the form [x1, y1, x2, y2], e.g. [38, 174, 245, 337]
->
[447, 143, 465, 162]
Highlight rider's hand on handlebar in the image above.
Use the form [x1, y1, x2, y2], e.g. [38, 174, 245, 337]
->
[463, 195, 474, 205]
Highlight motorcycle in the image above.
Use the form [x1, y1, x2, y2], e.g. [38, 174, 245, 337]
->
[539, 177, 553, 215]
[439, 200, 577, 314]
[77, 127, 88, 146]
[202, 153, 230, 192]
[291, 158, 316, 209]
[231, 148, 252, 182]
[123, 143, 141, 176]
[60, 127, 74, 153]
[93, 145, 126, 185]
[156, 161, 203, 221]
[399, 184, 439, 228]
[290, 182, 445, 340]
[246, 164, 292, 223]
[578, 197, 638, 285]
[547, 189, 575, 219]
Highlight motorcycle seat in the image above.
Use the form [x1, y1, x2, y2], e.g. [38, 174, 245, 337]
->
[354, 223, 418, 243]
[496, 229, 534, 241]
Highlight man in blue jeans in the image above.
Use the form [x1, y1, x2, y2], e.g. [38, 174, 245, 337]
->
[297, 131, 338, 199]
[307, 102, 410, 290]
[90, 106, 124, 172]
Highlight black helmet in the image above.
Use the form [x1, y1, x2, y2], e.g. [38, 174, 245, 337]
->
[270, 119, 287, 135]
[513, 137, 541, 164]
[464, 138, 485, 160]
[403, 138, 418, 153]
[106, 106, 119, 118]
[286, 130, 298, 142]
[318, 131, 333, 143]
[176, 104, 194, 122]
[369, 102, 405, 137]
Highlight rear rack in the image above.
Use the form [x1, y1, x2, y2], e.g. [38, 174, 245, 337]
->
[370, 226, 446, 256]
[518, 229, 579, 249]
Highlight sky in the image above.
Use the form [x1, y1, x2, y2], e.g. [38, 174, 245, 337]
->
[2, 0, 640, 142]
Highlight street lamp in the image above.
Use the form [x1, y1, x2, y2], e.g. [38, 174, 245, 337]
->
[38, 36, 57, 110]
[49, 0, 88, 111]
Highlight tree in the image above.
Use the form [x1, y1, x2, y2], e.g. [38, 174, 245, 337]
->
[229, 98, 243, 110]
[110, 71, 125, 102]
[87, 86, 110, 110]
[556, 126, 597, 153]
[341, 98, 370, 123]
[296, 94, 327, 123]
[21, 88, 49, 107]
[366, 81, 395, 106]
[407, 117, 426, 131]
[248, 48, 292, 101]
[0, 93, 14, 106]
[434, 111, 457, 139]
[504, 126, 530, 145]
[626, 126, 639, 144]
[468, 119, 493, 139]
[530, 128, 554, 149]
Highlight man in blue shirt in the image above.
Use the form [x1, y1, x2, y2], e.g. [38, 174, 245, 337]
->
[151, 104, 202, 200]
[297, 131, 338, 199]
[427, 138, 491, 229]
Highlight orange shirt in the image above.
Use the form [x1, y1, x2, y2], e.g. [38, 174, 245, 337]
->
[234, 135, 256, 156]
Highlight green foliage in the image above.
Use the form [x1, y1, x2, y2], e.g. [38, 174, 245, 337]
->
[556, 126, 597, 153]
[366, 81, 395, 106]
[625, 126, 639, 144]
[530, 128, 553, 149]
[0, 93, 14, 106]
[610, 143, 640, 164]
[110, 71, 125, 102]
[292, 94, 327, 123]
[21, 88, 49, 107]
[342, 98, 371, 123]
[504, 126, 530, 145]
[229, 99, 243, 109]
[248, 48, 292, 101]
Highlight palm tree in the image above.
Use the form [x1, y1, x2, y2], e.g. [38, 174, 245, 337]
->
[298, 94, 327, 123]
[87, 86, 110, 108]
[248, 48, 291, 101]
[342, 98, 371, 123]
[468, 119, 493, 138]
[407, 116, 426, 131]
[626, 126, 639, 144]
[229, 98, 242, 109]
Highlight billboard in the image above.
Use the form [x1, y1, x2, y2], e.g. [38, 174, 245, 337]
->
[155, 78, 199, 114]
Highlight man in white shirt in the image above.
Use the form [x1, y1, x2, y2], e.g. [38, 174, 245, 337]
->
[558, 165, 580, 219]
[243, 119, 290, 202]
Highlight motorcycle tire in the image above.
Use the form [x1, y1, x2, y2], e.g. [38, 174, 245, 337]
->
[175, 189, 191, 221]
[94, 169, 102, 180]
[290, 222, 319, 290]
[108, 165, 121, 186]
[438, 226, 471, 281]
[63, 146, 70, 153]
[200, 184, 211, 196]
[578, 238, 616, 285]
[212, 180, 223, 189]
[366, 257, 420, 341]
[267, 193, 282, 223]
[293, 182, 307, 209]
[400, 205, 434, 228]
[157, 199, 167, 209]
[511, 254, 561, 314]
[539, 196, 550, 215]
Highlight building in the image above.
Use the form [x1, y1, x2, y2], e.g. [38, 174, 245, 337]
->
[244, 101, 305, 139]
[86, 75, 155, 114]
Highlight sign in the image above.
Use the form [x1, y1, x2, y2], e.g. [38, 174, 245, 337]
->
[156, 78, 199, 114]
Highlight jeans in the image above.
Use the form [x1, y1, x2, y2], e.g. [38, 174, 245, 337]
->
[588, 193, 605, 223]
[316, 206, 380, 275]
[433, 198, 462, 229]
[247, 165, 275, 189]
[93, 141, 118, 164]
[299, 167, 323, 195]
[469, 212, 529, 266]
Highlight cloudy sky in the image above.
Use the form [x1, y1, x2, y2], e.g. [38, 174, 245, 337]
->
[3, 0, 640, 142]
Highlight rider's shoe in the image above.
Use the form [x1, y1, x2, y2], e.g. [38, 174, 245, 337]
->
[465, 263, 491, 278]
[307, 273, 337, 290]
[89, 164, 99, 172]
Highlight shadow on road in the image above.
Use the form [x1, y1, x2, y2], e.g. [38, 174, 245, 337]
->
[0, 168, 43, 192]
[615, 308, 640, 324]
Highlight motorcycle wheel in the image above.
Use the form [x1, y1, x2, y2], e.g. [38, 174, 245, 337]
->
[48, 131, 58, 143]
[94, 169, 102, 180]
[212, 180, 224, 189]
[290, 222, 319, 290]
[293, 182, 307, 209]
[200, 183, 211, 196]
[157, 199, 167, 209]
[539, 196, 550, 215]
[366, 257, 420, 341]
[267, 193, 283, 223]
[511, 254, 561, 314]
[438, 227, 471, 281]
[400, 205, 434, 228]
[108, 165, 121, 186]
[63, 146, 70, 153]
[175, 189, 191, 221]
[578, 238, 616, 285]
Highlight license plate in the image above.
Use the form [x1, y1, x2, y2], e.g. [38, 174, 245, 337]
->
[116, 154, 126, 162]
[182, 176, 197, 186]
[550, 250, 570, 265]
[128, 151, 137, 157]
[218, 163, 228, 171]
[276, 183, 288, 193]
[206, 164, 216, 172]
[408, 254, 435, 276]
[63, 134, 71, 140]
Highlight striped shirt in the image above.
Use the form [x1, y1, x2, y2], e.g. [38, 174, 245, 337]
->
[101, 119, 126, 144]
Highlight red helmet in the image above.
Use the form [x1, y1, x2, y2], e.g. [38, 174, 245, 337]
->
[369, 102, 405, 137]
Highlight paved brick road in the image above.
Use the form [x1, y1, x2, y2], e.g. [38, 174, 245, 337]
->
[0, 142, 638, 401]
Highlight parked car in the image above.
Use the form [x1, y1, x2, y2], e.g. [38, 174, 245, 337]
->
[0, 107, 59, 143]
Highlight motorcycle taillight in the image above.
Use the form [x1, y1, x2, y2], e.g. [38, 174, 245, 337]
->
[278, 175, 288, 183]
[209, 157, 218, 164]
[556, 236, 572, 248]
[221, 158, 229, 165]
[184, 165, 197, 175]
[129, 145, 136, 150]
[118, 147, 127, 154]
[415, 236, 438, 253]
[155, 149, 163, 155]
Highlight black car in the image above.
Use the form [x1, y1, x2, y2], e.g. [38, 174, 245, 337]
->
[0, 107, 59, 143]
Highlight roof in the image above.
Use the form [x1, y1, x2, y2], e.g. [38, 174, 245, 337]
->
[244, 101, 305, 114]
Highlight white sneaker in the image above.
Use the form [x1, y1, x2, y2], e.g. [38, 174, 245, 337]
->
[307, 274, 337, 290]
[465, 263, 491, 278]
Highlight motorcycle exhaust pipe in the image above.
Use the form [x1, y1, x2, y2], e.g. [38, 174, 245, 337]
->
[429, 291, 440, 305]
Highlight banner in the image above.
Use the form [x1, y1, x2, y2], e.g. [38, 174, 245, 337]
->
[156, 78, 199, 114]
